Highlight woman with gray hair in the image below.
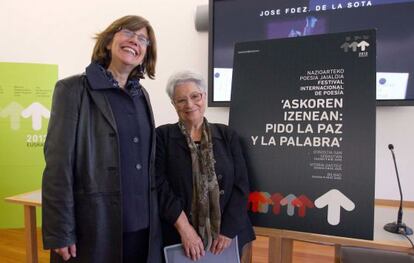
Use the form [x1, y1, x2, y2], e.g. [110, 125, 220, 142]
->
[156, 70, 255, 262]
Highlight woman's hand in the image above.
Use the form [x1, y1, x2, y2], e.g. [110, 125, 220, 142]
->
[174, 211, 205, 261]
[54, 243, 76, 261]
[180, 224, 205, 261]
[210, 234, 231, 255]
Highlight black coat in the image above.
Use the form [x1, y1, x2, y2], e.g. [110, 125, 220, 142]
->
[42, 74, 162, 263]
[155, 123, 255, 252]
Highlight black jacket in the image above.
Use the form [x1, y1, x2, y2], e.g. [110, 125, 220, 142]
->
[155, 123, 255, 252]
[42, 73, 162, 263]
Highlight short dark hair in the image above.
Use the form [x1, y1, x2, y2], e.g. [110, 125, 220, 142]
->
[91, 15, 157, 79]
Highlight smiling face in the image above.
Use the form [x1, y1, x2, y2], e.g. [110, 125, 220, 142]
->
[173, 81, 206, 127]
[107, 27, 148, 73]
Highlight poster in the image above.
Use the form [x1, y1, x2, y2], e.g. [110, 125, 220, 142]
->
[229, 30, 376, 239]
[0, 62, 58, 228]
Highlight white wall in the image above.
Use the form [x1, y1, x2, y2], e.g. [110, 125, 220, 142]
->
[1, 0, 413, 201]
[376, 107, 414, 201]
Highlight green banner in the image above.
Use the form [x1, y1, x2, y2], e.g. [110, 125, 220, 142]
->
[0, 62, 58, 228]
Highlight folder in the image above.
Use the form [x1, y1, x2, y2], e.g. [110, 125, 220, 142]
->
[164, 236, 240, 263]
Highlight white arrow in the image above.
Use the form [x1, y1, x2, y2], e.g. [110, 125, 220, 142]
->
[21, 102, 50, 131]
[280, 194, 297, 216]
[0, 102, 24, 130]
[314, 189, 355, 225]
[357, 40, 370, 51]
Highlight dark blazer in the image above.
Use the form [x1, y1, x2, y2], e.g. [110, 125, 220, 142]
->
[42, 73, 162, 263]
[156, 123, 255, 253]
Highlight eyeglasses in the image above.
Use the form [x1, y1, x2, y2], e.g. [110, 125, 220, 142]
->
[118, 29, 151, 47]
[173, 92, 203, 107]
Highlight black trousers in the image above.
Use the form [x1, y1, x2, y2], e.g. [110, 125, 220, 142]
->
[123, 228, 149, 263]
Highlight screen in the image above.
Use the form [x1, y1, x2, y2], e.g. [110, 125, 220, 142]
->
[209, 0, 414, 106]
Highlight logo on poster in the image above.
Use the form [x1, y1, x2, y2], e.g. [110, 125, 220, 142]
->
[0, 101, 50, 131]
[248, 189, 354, 224]
[248, 192, 314, 217]
[340, 35, 370, 57]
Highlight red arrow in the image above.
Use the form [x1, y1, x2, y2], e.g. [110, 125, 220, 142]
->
[270, 193, 284, 215]
[248, 192, 269, 212]
[292, 195, 314, 217]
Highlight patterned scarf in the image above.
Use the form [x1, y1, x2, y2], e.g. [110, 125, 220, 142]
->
[178, 119, 221, 251]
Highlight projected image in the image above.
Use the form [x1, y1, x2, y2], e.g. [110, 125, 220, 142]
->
[210, 0, 414, 104]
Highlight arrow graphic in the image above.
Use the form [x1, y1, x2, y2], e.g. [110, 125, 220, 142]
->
[248, 192, 270, 213]
[21, 102, 50, 131]
[270, 193, 284, 215]
[292, 195, 314, 217]
[348, 42, 359, 52]
[280, 194, 297, 216]
[357, 40, 370, 51]
[340, 42, 350, 52]
[314, 189, 355, 225]
[0, 102, 24, 130]
[258, 192, 272, 213]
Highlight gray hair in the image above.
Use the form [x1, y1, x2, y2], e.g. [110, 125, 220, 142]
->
[166, 70, 207, 99]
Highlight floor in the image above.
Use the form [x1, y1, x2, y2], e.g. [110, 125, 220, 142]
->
[0, 228, 334, 263]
